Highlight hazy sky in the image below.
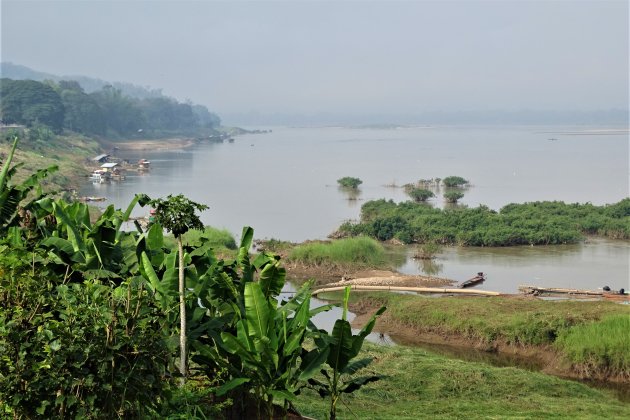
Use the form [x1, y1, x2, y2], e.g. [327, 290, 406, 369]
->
[1, 0, 628, 120]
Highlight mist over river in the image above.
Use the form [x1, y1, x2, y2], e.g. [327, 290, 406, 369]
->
[81, 125, 629, 293]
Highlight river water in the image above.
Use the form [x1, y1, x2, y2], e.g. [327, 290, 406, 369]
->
[81, 125, 629, 293]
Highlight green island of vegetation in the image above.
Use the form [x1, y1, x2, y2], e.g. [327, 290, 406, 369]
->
[336, 198, 630, 245]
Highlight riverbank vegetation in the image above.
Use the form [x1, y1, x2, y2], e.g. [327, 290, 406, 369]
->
[336, 198, 630, 245]
[351, 293, 630, 381]
[288, 237, 388, 269]
[295, 343, 630, 419]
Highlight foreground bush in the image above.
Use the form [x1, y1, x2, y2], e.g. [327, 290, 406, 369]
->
[0, 248, 169, 418]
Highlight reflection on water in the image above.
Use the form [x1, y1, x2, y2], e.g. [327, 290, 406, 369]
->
[280, 283, 394, 345]
[394, 238, 630, 294]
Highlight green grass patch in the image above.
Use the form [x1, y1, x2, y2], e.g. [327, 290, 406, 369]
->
[295, 343, 630, 419]
[356, 294, 630, 376]
[288, 237, 387, 268]
[556, 314, 630, 376]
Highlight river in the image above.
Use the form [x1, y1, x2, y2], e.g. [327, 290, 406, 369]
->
[81, 125, 630, 293]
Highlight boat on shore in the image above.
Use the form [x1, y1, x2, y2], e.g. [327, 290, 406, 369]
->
[457, 272, 486, 288]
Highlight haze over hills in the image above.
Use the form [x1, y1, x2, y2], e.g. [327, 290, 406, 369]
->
[1, 62, 165, 100]
[1, 62, 627, 127]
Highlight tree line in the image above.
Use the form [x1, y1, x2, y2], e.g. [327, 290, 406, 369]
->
[0, 78, 221, 137]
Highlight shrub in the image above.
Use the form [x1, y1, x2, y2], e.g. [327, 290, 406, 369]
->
[442, 176, 469, 187]
[406, 187, 435, 202]
[337, 176, 363, 189]
[444, 191, 465, 203]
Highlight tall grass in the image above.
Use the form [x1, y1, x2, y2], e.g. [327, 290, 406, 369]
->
[288, 237, 387, 268]
[555, 314, 630, 376]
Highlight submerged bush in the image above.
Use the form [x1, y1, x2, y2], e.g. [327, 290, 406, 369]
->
[337, 176, 363, 189]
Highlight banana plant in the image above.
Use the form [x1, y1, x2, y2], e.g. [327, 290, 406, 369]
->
[217, 280, 330, 419]
[35, 198, 141, 281]
[308, 287, 386, 420]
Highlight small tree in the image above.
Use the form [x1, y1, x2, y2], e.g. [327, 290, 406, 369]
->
[337, 176, 363, 189]
[145, 194, 208, 382]
[406, 187, 435, 202]
[444, 191, 464, 203]
[442, 176, 469, 188]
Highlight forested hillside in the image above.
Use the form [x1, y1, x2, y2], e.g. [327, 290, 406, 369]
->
[0, 65, 220, 138]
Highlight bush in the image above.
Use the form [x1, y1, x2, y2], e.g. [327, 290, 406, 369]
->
[442, 176, 469, 187]
[337, 176, 363, 189]
[406, 187, 435, 202]
[0, 249, 170, 418]
[444, 191, 464, 203]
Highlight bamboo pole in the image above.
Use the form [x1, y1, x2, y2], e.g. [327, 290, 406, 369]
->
[312, 285, 501, 297]
[518, 285, 603, 296]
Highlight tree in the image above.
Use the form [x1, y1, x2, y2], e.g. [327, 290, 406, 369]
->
[143, 194, 208, 382]
[337, 177, 363, 189]
[443, 190, 465, 203]
[442, 176, 469, 188]
[59, 82, 105, 134]
[406, 187, 435, 202]
[0, 79, 65, 132]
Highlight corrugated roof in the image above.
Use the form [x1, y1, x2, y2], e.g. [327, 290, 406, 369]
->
[101, 162, 118, 168]
[92, 154, 109, 161]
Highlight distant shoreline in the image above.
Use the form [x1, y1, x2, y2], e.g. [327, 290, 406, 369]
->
[105, 137, 198, 151]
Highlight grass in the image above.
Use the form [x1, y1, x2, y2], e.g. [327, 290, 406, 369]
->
[1, 132, 101, 190]
[287, 237, 388, 268]
[556, 314, 630, 376]
[295, 343, 630, 419]
[354, 294, 630, 378]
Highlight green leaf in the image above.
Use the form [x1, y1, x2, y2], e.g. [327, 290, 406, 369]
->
[259, 260, 286, 298]
[341, 357, 373, 375]
[299, 347, 330, 381]
[215, 377, 250, 396]
[244, 282, 270, 341]
[340, 375, 382, 394]
[140, 251, 165, 297]
[327, 319, 354, 372]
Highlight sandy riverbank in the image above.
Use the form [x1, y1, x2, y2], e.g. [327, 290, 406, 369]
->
[104, 137, 198, 151]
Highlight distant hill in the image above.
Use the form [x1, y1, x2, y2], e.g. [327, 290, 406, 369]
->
[0, 62, 163, 100]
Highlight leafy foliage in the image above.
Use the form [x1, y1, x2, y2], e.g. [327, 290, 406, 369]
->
[0, 78, 65, 131]
[0, 77, 221, 137]
[406, 186, 435, 202]
[442, 175, 469, 187]
[145, 194, 208, 238]
[337, 198, 630, 246]
[337, 176, 363, 189]
[443, 190, 465, 203]
[307, 287, 385, 420]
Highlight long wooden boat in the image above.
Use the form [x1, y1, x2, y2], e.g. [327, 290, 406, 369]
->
[457, 272, 486, 289]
